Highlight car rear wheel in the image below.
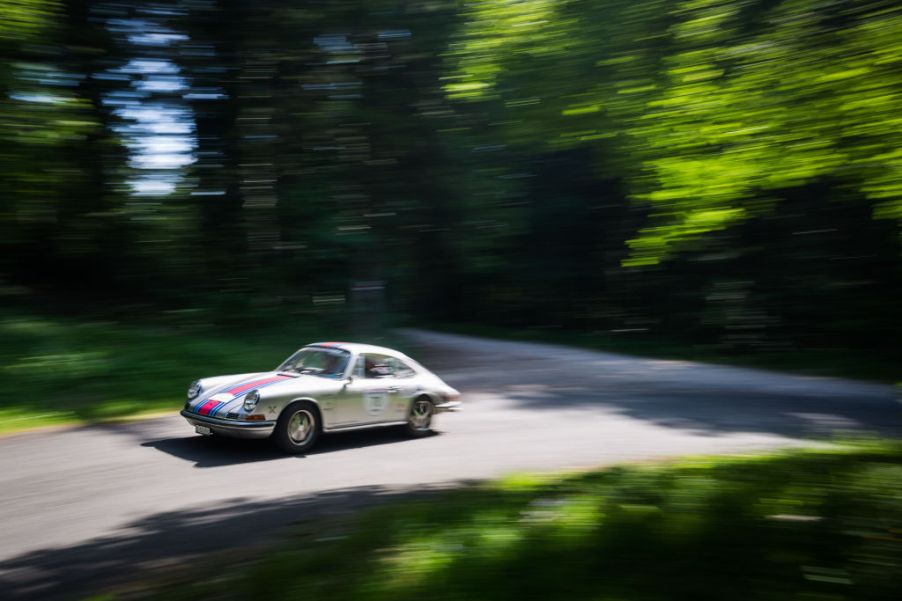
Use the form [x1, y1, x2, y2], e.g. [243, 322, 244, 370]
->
[405, 396, 434, 437]
[273, 401, 320, 453]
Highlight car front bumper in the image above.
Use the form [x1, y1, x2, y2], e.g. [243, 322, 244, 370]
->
[180, 410, 276, 439]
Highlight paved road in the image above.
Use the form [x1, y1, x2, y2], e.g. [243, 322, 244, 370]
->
[1, 330, 899, 599]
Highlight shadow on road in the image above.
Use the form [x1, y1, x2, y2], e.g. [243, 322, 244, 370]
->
[141, 435, 294, 467]
[4, 331, 899, 601]
[142, 427, 438, 468]
[0, 481, 468, 601]
[493, 379, 902, 438]
[409, 332, 902, 439]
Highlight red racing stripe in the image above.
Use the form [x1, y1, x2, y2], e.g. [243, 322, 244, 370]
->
[197, 399, 220, 416]
[226, 374, 289, 396]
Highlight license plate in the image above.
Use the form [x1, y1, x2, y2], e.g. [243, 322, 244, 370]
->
[195, 425, 213, 436]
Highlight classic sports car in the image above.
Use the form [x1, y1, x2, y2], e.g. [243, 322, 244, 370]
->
[181, 342, 461, 453]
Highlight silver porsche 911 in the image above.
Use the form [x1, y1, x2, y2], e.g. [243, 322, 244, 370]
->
[180, 342, 461, 453]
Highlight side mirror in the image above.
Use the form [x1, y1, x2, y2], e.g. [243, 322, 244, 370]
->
[344, 375, 354, 386]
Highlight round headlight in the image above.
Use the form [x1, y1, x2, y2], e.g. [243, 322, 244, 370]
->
[187, 380, 202, 400]
[244, 389, 260, 412]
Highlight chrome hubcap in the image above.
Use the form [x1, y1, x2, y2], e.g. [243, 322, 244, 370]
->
[411, 400, 432, 430]
[288, 409, 314, 444]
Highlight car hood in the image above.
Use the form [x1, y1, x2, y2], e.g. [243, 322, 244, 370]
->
[187, 371, 342, 418]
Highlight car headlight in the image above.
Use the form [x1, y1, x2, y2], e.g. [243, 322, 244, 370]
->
[187, 380, 202, 400]
[244, 389, 260, 411]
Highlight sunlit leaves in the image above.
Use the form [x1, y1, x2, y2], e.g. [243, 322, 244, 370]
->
[444, 0, 568, 100]
[443, 0, 902, 265]
[0, 0, 58, 44]
[632, 0, 902, 263]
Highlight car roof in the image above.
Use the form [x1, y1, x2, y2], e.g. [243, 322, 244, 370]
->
[305, 341, 403, 356]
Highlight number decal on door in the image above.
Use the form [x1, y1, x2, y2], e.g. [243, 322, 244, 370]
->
[364, 391, 388, 416]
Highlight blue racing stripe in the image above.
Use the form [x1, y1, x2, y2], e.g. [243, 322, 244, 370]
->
[208, 377, 289, 417]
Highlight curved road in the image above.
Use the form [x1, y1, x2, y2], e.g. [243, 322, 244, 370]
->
[1, 330, 899, 599]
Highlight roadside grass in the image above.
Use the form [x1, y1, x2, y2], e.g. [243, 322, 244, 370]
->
[0, 310, 402, 434]
[108, 444, 902, 601]
[419, 322, 902, 383]
[2, 309, 896, 435]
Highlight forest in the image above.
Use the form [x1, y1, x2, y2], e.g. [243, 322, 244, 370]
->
[2, 0, 901, 375]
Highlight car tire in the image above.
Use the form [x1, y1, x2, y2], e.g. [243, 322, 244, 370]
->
[404, 395, 435, 437]
[272, 401, 320, 454]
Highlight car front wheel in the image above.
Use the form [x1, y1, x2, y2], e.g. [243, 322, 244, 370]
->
[405, 396, 434, 437]
[273, 401, 320, 453]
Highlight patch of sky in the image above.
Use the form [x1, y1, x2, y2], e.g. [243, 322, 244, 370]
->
[314, 34, 355, 53]
[103, 16, 198, 197]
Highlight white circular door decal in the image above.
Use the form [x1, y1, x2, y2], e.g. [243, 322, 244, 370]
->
[364, 391, 388, 416]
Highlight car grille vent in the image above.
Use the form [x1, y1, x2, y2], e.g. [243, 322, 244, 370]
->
[226, 412, 239, 419]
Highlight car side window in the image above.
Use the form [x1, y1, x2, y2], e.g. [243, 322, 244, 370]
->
[390, 357, 416, 378]
[360, 354, 395, 379]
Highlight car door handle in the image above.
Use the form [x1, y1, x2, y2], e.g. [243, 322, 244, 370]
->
[387, 387, 399, 394]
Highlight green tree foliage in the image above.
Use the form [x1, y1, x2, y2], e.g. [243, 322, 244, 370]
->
[1, 0, 899, 361]
[445, 0, 902, 265]
[1, 1, 137, 298]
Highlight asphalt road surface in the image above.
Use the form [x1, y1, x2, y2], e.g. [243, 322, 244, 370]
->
[1, 330, 899, 599]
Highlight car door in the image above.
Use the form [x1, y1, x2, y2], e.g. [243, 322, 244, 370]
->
[338, 353, 414, 424]
[384, 355, 420, 417]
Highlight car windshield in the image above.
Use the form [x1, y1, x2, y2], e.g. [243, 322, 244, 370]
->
[277, 347, 351, 378]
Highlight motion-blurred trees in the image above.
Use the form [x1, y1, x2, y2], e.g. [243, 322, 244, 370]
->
[1, 0, 131, 295]
[443, 0, 902, 350]
[1, 0, 900, 358]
